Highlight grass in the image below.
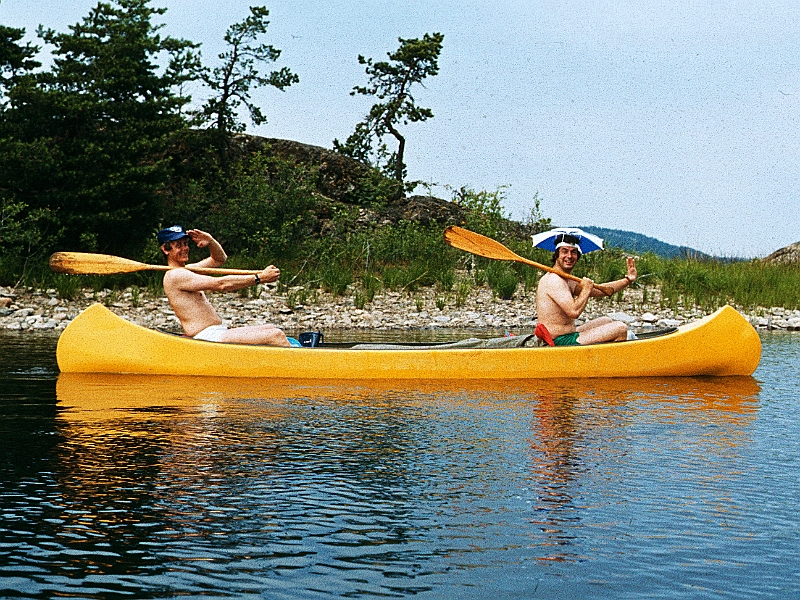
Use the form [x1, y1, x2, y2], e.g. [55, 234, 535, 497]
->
[2, 224, 798, 313]
[486, 261, 518, 300]
[656, 257, 800, 312]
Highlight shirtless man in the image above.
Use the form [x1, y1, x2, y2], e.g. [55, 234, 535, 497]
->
[157, 225, 293, 346]
[536, 234, 637, 345]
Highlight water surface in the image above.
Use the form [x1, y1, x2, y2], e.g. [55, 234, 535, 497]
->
[1, 330, 798, 598]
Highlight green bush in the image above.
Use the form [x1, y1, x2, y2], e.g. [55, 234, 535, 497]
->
[53, 274, 83, 300]
[486, 261, 518, 300]
[318, 261, 353, 296]
[167, 151, 319, 259]
[361, 273, 382, 302]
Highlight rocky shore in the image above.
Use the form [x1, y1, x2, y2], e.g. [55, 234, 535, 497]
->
[1, 282, 798, 336]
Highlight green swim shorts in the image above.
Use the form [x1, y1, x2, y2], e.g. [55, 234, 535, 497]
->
[553, 332, 580, 346]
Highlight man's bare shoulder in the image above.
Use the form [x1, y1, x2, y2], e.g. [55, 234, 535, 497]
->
[163, 267, 188, 282]
[538, 271, 565, 289]
[162, 267, 197, 291]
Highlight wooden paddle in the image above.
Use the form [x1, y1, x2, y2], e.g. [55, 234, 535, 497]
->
[49, 252, 261, 276]
[443, 226, 614, 296]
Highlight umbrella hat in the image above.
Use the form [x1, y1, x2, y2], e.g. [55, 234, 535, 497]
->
[530, 227, 604, 254]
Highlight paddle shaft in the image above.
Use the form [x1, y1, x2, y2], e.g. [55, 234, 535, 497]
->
[49, 252, 261, 276]
[443, 226, 615, 296]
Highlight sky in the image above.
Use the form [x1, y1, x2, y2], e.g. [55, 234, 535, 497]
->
[1, 0, 798, 258]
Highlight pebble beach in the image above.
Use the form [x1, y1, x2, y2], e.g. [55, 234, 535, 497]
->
[2, 281, 798, 336]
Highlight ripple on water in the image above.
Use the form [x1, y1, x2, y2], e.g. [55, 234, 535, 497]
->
[0, 334, 799, 598]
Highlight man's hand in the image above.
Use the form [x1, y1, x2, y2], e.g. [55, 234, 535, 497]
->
[187, 229, 214, 248]
[186, 229, 227, 266]
[575, 276, 595, 297]
[626, 256, 637, 282]
[259, 265, 280, 284]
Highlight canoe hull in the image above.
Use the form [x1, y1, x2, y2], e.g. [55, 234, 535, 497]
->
[56, 304, 761, 379]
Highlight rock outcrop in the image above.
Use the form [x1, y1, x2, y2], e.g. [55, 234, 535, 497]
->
[764, 241, 800, 264]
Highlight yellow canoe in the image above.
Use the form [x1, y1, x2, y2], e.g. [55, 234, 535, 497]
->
[56, 303, 761, 379]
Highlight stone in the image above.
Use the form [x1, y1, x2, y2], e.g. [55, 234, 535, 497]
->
[657, 319, 682, 328]
[607, 311, 637, 324]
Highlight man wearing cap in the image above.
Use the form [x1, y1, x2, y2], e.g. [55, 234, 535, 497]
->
[535, 234, 637, 345]
[157, 225, 293, 346]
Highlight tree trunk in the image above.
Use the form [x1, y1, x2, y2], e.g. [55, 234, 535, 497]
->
[386, 121, 405, 183]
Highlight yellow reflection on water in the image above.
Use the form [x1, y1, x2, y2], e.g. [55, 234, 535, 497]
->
[53, 373, 761, 567]
[57, 373, 761, 419]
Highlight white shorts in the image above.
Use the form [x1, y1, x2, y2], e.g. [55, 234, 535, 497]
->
[193, 324, 228, 342]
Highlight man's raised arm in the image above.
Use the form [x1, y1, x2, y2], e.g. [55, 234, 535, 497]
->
[187, 229, 228, 268]
[589, 256, 638, 297]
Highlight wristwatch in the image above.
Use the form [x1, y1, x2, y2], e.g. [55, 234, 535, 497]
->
[254, 274, 261, 285]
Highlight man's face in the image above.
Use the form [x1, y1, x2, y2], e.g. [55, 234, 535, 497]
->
[162, 237, 190, 264]
[555, 246, 580, 272]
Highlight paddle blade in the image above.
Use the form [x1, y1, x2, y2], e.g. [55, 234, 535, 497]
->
[444, 225, 603, 289]
[443, 226, 520, 262]
[49, 252, 155, 275]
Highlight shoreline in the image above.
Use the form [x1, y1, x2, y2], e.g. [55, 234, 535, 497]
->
[1, 283, 799, 335]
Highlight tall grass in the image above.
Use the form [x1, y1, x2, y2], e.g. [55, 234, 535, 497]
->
[656, 258, 800, 311]
[486, 262, 518, 299]
[3, 222, 798, 313]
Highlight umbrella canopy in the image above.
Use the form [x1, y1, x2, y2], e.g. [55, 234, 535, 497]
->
[530, 227, 604, 254]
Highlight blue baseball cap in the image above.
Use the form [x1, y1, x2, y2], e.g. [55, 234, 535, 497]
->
[157, 225, 189, 245]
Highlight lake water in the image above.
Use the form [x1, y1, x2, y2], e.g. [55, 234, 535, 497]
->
[1, 330, 798, 599]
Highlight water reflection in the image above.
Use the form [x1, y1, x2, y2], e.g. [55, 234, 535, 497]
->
[518, 377, 760, 563]
[5, 331, 795, 597]
[55, 373, 761, 419]
[54, 374, 762, 573]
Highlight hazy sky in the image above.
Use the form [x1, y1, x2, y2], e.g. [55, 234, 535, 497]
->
[1, 0, 798, 257]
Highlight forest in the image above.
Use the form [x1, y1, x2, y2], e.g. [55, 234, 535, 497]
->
[0, 0, 797, 312]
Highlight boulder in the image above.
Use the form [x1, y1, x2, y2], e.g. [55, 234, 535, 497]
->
[764, 241, 800, 264]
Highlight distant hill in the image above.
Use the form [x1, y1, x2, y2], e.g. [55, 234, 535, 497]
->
[578, 227, 712, 259]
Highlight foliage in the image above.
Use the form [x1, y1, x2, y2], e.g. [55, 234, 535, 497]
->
[0, 0, 200, 257]
[486, 261, 518, 300]
[656, 257, 800, 312]
[334, 32, 444, 188]
[454, 276, 473, 307]
[197, 6, 298, 173]
[339, 162, 404, 208]
[53, 274, 83, 300]
[0, 23, 40, 100]
[167, 150, 319, 259]
[525, 192, 552, 235]
[0, 196, 61, 261]
[576, 247, 627, 284]
[0, 23, 43, 262]
[564, 249, 800, 312]
[451, 185, 509, 238]
[318, 260, 354, 296]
